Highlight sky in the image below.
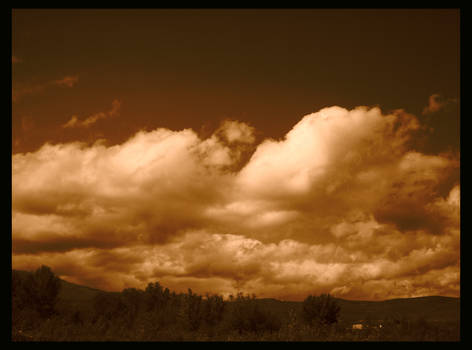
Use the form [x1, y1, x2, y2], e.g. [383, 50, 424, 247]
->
[11, 9, 460, 301]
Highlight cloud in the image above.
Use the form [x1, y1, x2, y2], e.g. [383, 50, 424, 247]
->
[53, 75, 79, 88]
[236, 106, 421, 200]
[12, 75, 79, 103]
[12, 106, 460, 300]
[217, 120, 256, 144]
[422, 93, 457, 115]
[422, 94, 444, 115]
[62, 99, 121, 128]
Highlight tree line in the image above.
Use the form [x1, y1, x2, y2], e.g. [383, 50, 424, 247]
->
[11, 265, 341, 341]
[11, 266, 458, 341]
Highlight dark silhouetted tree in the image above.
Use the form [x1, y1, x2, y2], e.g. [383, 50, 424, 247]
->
[121, 287, 144, 327]
[144, 281, 167, 312]
[12, 270, 40, 332]
[92, 292, 124, 322]
[302, 293, 340, 326]
[12, 270, 35, 313]
[178, 288, 204, 331]
[11, 265, 61, 333]
[202, 293, 225, 327]
[229, 293, 281, 334]
[30, 266, 62, 318]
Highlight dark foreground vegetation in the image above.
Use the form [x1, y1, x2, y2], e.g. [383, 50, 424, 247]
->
[12, 266, 460, 341]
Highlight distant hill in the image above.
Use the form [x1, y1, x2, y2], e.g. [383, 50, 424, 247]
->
[259, 296, 460, 323]
[55, 277, 104, 315]
[12, 269, 460, 326]
[251, 296, 460, 325]
[334, 296, 460, 324]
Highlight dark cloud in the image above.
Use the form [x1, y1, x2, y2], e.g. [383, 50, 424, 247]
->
[12, 236, 122, 254]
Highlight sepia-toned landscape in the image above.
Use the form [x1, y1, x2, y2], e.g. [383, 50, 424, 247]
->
[11, 9, 460, 342]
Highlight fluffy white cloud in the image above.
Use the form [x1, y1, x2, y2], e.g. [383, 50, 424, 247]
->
[217, 120, 255, 144]
[12, 106, 460, 300]
[236, 106, 420, 198]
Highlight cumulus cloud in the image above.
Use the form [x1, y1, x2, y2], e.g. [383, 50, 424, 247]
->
[217, 120, 256, 144]
[236, 106, 421, 199]
[62, 99, 121, 128]
[12, 106, 460, 300]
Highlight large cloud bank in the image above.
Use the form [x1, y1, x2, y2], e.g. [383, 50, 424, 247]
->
[12, 106, 460, 300]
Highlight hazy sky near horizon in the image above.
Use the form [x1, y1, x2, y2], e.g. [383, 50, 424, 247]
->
[12, 9, 460, 300]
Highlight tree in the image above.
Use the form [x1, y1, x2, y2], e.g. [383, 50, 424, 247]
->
[302, 293, 340, 326]
[12, 270, 41, 332]
[144, 281, 166, 312]
[178, 288, 204, 331]
[30, 265, 62, 318]
[121, 288, 144, 326]
[228, 293, 281, 334]
[12, 270, 35, 312]
[202, 293, 225, 327]
[92, 292, 123, 322]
